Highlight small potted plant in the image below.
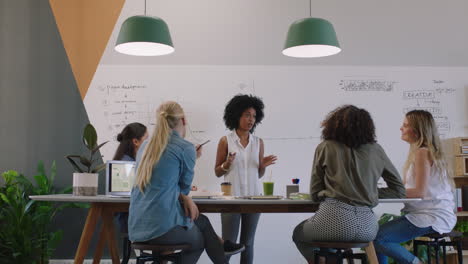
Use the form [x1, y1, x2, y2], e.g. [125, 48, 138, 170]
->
[66, 124, 108, 196]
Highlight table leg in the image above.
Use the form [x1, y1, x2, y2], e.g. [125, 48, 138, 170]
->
[74, 203, 102, 264]
[92, 224, 106, 264]
[102, 209, 121, 264]
[364, 242, 379, 264]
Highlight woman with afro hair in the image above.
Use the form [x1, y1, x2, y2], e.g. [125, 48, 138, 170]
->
[292, 105, 405, 263]
[214, 94, 277, 264]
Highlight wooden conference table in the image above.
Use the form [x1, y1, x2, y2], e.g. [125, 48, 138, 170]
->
[30, 194, 416, 264]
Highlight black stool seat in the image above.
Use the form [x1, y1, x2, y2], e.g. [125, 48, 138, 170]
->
[307, 241, 370, 249]
[423, 231, 463, 239]
[132, 242, 191, 251]
[306, 241, 369, 264]
[132, 242, 191, 264]
[413, 231, 463, 264]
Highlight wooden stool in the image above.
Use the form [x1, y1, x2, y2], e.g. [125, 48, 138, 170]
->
[132, 242, 191, 264]
[413, 231, 463, 264]
[306, 241, 369, 264]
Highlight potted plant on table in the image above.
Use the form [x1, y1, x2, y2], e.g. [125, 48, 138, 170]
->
[66, 124, 108, 196]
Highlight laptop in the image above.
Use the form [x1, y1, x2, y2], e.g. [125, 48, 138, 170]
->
[105, 160, 136, 197]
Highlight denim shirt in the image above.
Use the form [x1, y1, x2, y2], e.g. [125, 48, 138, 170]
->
[128, 131, 196, 242]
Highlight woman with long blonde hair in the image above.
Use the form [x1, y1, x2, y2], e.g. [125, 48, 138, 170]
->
[374, 110, 456, 264]
[128, 101, 243, 264]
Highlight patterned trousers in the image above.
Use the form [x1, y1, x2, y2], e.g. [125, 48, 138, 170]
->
[292, 198, 378, 261]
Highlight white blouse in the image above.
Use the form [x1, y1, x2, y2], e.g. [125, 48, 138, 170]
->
[402, 164, 457, 234]
[224, 131, 261, 196]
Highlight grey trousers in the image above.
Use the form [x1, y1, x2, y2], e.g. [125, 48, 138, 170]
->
[292, 199, 378, 261]
[221, 213, 260, 264]
[146, 214, 227, 264]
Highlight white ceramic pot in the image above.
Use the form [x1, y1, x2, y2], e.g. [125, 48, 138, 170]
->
[73, 173, 98, 196]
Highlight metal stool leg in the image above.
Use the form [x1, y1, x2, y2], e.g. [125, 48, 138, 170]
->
[314, 249, 321, 264]
[427, 245, 432, 264]
[441, 240, 447, 264]
[336, 249, 344, 264]
[456, 240, 463, 264]
[413, 240, 420, 257]
[121, 237, 131, 264]
[434, 242, 440, 264]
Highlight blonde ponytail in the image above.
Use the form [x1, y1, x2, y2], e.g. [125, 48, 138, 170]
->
[135, 102, 184, 192]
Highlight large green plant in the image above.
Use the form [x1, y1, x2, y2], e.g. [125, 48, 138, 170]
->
[454, 220, 468, 234]
[0, 161, 83, 264]
[66, 123, 108, 173]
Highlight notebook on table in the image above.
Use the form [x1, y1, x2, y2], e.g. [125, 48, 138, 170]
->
[105, 160, 136, 198]
[247, 195, 283, 200]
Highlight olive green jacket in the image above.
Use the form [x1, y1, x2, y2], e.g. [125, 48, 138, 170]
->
[310, 140, 406, 207]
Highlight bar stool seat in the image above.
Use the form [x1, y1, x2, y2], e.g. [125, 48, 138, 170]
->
[306, 241, 369, 264]
[132, 242, 191, 264]
[413, 230, 463, 264]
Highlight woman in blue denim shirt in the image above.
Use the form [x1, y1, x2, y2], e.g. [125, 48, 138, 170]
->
[128, 101, 243, 264]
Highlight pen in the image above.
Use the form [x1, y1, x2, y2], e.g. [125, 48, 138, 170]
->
[196, 140, 210, 150]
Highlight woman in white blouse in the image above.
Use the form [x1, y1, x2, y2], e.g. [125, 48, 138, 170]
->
[214, 94, 277, 264]
[374, 110, 456, 264]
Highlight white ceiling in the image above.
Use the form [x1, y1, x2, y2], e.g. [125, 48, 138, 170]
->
[100, 0, 468, 66]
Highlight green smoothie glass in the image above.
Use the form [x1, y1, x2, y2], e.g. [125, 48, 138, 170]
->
[263, 182, 274, 195]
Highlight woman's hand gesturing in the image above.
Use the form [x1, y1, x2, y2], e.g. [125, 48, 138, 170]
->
[260, 155, 277, 169]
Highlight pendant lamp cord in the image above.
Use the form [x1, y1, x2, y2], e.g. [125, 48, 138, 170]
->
[144, 0, 147, 16]
[309, 0, 311, 17]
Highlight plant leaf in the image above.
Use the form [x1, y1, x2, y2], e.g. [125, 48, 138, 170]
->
[50, 161, 56, 186]
[0, 192, 10, 204]
[65, 156, 84, 173]
[91, 163, 106, 173]
[79, 156, 92, 167]
[83, 124, 97, 150]
[36, 161, 46, 176]
[24, 200, 35, 214]
[91, 141, 109, 156]
[59, 186, 73, 194]
[33, 175, 48, 194]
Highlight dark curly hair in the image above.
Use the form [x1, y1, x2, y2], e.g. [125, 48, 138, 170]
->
[223, 94, 264, 133]
[321, 105, 376, 148]
[113, 122, 147, 160]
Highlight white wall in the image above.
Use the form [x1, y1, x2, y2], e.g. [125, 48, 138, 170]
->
[85, 65, 467, 263]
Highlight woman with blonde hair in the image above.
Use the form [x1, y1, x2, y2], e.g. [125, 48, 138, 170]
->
[128, 101, 243, 264]
[374, 110, 456, 264]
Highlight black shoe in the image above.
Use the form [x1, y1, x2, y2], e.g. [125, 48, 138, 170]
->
[223, 240, 245, 256]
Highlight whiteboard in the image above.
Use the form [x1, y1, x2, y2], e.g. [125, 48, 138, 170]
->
[85, 65, 467, 263]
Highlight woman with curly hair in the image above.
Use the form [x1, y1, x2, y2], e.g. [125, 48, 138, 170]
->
[214, 94, 277, 264]
[292, 105, 406, 263]
[374, 110, 456, 264]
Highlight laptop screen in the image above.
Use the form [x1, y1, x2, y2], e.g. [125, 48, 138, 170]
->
[106, 160, 136, 195]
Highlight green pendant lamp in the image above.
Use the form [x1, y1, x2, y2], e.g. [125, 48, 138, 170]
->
[283, 1, 340, 58]
[115, 1, 174, 56]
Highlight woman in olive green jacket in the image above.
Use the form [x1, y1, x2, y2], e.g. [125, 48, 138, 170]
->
[292, 105, 406, 263]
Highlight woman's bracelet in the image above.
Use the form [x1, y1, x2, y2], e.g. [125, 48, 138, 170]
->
[220, 162, 229, 172]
